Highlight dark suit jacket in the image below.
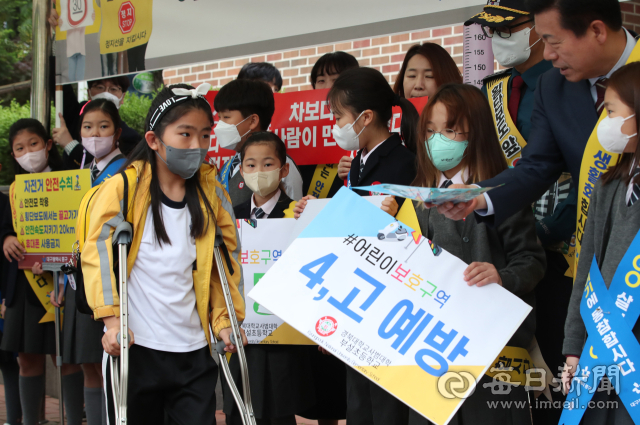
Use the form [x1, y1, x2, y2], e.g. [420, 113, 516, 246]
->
[233, 190, 292, 220]
[477, 68, 599, 227]
[349, 133, 416, 197]
[479, 35, 638, 227]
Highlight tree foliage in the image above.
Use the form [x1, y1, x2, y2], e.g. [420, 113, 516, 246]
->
[0, 0, 33, 105]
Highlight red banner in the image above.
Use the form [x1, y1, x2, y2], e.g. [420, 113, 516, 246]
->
[204, 90, 428, 168]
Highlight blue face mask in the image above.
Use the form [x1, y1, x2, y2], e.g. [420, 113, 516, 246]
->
[426, 133, 468, 172]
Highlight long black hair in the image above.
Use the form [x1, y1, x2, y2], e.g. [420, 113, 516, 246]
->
[328, 67, 419, 153]
[9, 118, 63, 174]
[123, 84, 215, 245]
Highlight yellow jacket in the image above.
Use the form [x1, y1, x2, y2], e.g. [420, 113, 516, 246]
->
[81, 160, 245, 346]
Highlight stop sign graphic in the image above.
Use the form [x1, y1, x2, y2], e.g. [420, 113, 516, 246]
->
[118, 1, 135, 34]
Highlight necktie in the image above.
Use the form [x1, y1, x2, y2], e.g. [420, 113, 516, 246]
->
[230, 154, 241, 177]
[90, 163, 100, 181]
[508, 75, 525, 124]
[358, 159, 366, 184]
[252, 207, 266, 219]
[440, 179, 453, 189]
[595, 77, 609, 116]
[629, 169, 640, 207]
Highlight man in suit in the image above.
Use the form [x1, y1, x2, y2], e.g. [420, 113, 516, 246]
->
[465, 1, 577, 420]
[434, 0, 638, 227]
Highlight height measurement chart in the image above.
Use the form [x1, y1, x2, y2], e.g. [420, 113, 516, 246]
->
[12, 170, 91, 269]
[463, 23, 494, 88]
[250, 188, 532, 425]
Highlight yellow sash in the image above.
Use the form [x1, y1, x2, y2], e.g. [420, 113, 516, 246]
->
[486, 73, 527, 167]
[486, 73, 577, 276]
[9, 182, 55, 323]
[575, 42, 640, 275]
[307, 164, 339, 199]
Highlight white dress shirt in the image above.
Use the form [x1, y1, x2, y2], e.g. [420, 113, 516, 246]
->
[250, 189, 281, 219]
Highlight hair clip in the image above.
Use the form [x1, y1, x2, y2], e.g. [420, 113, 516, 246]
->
[79, 100, 91, 116]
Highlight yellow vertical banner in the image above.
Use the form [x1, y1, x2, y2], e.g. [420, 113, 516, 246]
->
[99, 0, 152, 54]
[575, 43, 640, 275]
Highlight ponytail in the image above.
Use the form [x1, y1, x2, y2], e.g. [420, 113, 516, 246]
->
[328, 67, 418, 153]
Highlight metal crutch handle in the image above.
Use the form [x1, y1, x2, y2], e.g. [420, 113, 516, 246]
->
[214, 333, 237, 354]
[213, 233, 256, 425]
[111, 221, 132, 425]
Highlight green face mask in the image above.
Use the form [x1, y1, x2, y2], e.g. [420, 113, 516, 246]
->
[426, 133, 468, 172]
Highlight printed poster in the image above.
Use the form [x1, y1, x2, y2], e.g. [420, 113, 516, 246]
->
[238, 218, 313, 345]
[239, 196, 388, 344]
[59, 0, 95, 31]
[249, 187, 532, 425]
[13, 170, 91, 269]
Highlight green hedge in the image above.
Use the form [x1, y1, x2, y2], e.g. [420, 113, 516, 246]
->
[0, 100, 31, 185]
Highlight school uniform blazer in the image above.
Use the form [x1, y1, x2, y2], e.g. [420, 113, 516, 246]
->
[415, 202, 546, 348]
[225, 189, 316, 419]
[233, 190, 293, 220]
[350, 133, 416, 196]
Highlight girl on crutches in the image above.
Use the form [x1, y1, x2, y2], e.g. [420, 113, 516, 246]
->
[81, 83, 248, 425]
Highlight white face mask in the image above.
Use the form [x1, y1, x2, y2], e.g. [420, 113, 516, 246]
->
[16, 149, 48, 173]
[91, 92, 123, 110]
[331, 111, 366, 151]
[597, 114, 637, 154]
[243, 168, 281, 197]
[491, 26, 541, 68]
[82, 135, 115, 159]
[213, 116, 251, 150]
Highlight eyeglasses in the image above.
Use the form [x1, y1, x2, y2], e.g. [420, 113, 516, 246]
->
[481, 18, 534, 39]
[91, 85, 123, 95]
[426, 128, 468, 141]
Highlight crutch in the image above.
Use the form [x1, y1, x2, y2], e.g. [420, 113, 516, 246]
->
[109, 222, 133, 425]
[212, 233, 257, 425]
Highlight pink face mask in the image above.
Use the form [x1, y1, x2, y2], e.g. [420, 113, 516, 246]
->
[82, 136, 115, 158]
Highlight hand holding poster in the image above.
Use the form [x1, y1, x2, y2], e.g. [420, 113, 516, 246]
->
[249, 187, 532, 425]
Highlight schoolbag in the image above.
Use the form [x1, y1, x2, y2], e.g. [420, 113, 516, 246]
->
[62, 169, 135, 315]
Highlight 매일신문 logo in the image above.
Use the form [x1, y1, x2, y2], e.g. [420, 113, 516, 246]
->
[316, 316, 338, 337]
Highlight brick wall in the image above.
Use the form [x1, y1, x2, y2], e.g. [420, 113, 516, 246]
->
[163, 24, 467, 91]
[164, 0, 640, 91]
[623, 0, 640, 34]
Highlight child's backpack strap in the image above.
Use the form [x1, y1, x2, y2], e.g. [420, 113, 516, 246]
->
[71, 167, 137, 315]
